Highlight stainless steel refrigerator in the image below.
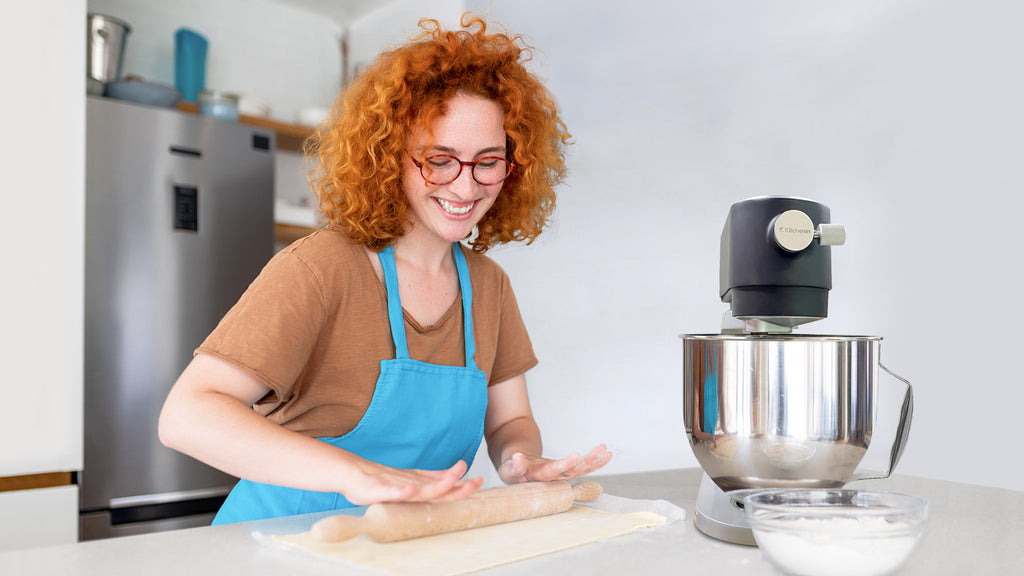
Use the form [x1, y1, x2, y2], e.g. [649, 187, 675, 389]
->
[81, 97, 275, 540]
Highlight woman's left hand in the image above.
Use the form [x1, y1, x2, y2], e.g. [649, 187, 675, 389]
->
[497, 444, 612, 484]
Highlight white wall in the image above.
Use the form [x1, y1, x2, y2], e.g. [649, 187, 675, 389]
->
[347, 0, 464, 76]
[87, 0, 344, 123]
[463, 0, 1024, 491]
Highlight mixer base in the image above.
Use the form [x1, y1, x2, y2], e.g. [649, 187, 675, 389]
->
[693, 473, 757, 546]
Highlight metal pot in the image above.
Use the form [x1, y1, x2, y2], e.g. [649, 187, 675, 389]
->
[87, 14, 131, 95]
[682, 334, 913, 492]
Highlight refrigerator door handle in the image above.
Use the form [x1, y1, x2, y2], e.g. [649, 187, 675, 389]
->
[109, 485, 234, 509]
[169, 145, 202, 157]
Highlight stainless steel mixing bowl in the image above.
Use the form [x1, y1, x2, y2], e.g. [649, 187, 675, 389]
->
[682, 334, 912, 492]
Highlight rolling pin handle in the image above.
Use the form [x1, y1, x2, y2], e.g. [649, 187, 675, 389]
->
[311, 514, 364, 543]
[571, 480, 603, 502]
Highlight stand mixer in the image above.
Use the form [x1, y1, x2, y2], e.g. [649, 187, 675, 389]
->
[681, 196, 914, 545]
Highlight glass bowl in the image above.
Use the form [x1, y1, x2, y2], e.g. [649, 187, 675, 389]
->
[743, 489, 929, 576]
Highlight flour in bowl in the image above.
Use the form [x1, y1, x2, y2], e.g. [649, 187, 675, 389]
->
[752, 515, 921, 576]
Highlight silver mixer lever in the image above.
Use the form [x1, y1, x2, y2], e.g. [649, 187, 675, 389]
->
[815, 223, 846, 246]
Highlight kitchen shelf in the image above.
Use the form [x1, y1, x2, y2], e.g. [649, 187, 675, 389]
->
[175, 102, 314, 152]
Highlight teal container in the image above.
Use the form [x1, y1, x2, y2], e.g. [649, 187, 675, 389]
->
[174, 28, 208, 103]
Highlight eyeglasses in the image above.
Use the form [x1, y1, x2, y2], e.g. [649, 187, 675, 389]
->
[410, 154, 515, 186]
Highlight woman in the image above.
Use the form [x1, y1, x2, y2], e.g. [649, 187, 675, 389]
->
[158, 15, 611, 524]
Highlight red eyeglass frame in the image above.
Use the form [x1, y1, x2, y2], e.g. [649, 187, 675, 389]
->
[409, 154, 516, 186]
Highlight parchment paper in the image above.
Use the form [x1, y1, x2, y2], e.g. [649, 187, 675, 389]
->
[257, 494, 685, 576]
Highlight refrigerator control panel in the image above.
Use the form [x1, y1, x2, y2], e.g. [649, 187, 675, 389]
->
[174, 185, 199, 231]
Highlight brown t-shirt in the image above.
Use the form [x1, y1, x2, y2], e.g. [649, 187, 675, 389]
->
[197, 226, 538, 438]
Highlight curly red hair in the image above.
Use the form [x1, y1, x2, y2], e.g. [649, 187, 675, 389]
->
[305, 14, 571, 252]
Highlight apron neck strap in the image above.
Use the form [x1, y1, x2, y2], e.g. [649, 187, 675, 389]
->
[378, 244, 477, 368]
[378, 246, 409, 359]
[452, 244, 477, 370]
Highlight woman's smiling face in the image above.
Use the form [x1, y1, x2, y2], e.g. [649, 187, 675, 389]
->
[403, 92, 508, 245]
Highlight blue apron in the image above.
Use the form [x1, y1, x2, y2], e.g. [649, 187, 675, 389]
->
[212, 243, 488, 524]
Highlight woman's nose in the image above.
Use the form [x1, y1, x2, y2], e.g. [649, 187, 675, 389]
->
[446, 165, 478, 197]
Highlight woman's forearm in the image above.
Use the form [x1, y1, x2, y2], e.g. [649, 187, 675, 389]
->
[485, 414, 543, 470]
[159, 382, 361, 493]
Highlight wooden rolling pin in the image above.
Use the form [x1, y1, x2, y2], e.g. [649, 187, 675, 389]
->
[311, 480, 603, 543]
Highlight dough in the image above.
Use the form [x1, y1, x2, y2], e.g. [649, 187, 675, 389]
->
[270, 505, 666, 576]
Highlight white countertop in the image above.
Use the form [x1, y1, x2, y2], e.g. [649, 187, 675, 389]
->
[2, 468, 1021, 575]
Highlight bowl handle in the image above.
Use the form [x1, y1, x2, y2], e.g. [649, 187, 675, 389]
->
[852, 362, 914, 481]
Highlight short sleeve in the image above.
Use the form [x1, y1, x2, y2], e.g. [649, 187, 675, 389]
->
[196, 249, 327, 402]
[485, 266, 538, 385]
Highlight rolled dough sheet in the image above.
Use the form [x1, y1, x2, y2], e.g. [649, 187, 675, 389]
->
[267, 502, 670, 576]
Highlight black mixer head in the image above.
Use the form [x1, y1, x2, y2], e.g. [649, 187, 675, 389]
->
[720, 196, 845, 330]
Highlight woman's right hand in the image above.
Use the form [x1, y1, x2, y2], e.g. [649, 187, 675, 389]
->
[340, 458, 484, 506]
